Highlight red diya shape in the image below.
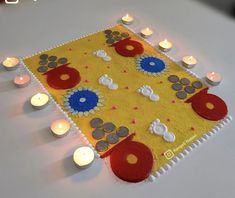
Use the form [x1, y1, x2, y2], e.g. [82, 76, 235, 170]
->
[186, 88, 228, 121]
[110, 140, 154, 183]
[111, 37, 144, 57]
[43, 63, 81, 90]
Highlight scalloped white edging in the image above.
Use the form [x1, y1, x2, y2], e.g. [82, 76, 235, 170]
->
[22, 23, 117, 60]
[19, 22, 232, 182]
[122, 23, 201, 79]
[20, 24, 119, 160]
[20, 60, 100, 158]
[146, 115, 233, 182]
[121, 23, 233, 182]
[20, 23, 120, 158]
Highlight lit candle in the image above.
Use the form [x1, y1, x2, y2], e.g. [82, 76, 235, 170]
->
[182, 56, 197, 69]
[50, 119, 71, 138]
[206, 71, 222, 86]
[140, 27, 153, 38]
[30, 93, 49, 110]
[13, 74, 31, 88]
[159, 39, 173, 52]
[2, 57, 20, 71]
[121, 14, 134, 25]
[73, 146, 95, 169]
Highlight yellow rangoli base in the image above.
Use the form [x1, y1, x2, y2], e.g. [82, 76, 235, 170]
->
[23, 24, 218, 173]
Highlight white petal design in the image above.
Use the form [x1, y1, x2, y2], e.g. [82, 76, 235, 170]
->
[163, 132, 176, 142]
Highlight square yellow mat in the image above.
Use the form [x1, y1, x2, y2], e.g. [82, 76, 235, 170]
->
[23, 24, 222, 174]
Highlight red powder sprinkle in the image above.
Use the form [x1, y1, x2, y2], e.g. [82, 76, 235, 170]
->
[133, 106, 138, 110]
[124, 86, 129, 90]
[161, 153, 164, 156]
[84, 80, 90, 83]
[88, 39, 91, 42]
[159, 81, 163, 84]
[132, 119, 137, 124]
[112, 105, 118, 110]
[107, 66, 110, 69]
[123, 70, 128, 73]
[68, 48, 72, 51]
[191, 127, 195, 131]
[84, 52, 88, 55]
[84, 65, 89, 69]
[167, 118, 171, 122]
[172, 100, 176, 103]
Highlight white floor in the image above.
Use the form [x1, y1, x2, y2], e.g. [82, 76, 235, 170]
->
[0, 0, 235, 198]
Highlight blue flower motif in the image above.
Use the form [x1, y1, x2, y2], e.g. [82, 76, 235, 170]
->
[136, 55, 166, 75]
[64, 87, 103, 116]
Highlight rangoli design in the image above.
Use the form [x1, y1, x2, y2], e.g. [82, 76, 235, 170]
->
[22, 24, 231, 183]
[136, 55, 167, 75]
[64, 87, 103, 116]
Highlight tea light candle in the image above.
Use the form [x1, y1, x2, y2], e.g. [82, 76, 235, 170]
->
[140, 27, 153, 38]
[2, 57, 20, 70]
[13, 74, 31, 88]
[50, 119, 71, 138]
[30, 93, 49, 110]
[121, 14, 134, 25]
[182, 56, 197, 69]
[206, 71, 222, 86]
[73, 146, 95, 169]
[159, 39, 173, 52]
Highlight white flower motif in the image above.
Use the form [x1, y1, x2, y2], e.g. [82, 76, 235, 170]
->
[94, 49, 112, 61]
[149, 119, 168, 136]
[163, 132, 176, 142]
[149, 119, 176, 143]
[98, 74, 118, 90]
[95, 50, 107, 58]
[138, 85, 160, 102]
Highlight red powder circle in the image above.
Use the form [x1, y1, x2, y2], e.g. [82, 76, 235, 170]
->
[110, 141, 154, 183]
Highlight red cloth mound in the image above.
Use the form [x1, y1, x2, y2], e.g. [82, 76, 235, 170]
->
[186, 88, 228, 121]
[111, 37, 144, 57]
[110, 140, 154, 183]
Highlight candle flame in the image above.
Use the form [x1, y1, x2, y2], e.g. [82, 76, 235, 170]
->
[164, 39, 168, 43]
[146, 27, 150, 31]
[189, 56, 193, 60]
[20, 77, 23, 81]
[58, 123, 63, 128]
[126, 14, 129, 17]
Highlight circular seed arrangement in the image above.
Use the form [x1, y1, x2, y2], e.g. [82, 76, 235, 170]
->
[89, 118, 130, 153]
[172, 83, 183, 91]
[168, 75, 204, 100]
[104, 29, 130, 44]
[92, 128, 105, 140]
[95, 140, 109, 152]
[116, 126, 129, 137]
[37, 54, 68, 73]
[168, 75, 179, 83]
[90, 117, 104, 128]
[106, 133, 119, 144]
[103, 122, 116, 133]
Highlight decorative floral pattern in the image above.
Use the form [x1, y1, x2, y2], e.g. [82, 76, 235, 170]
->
[93, 49, 112, 61]
[149, 119, 176, 142]
[136, 55, 166, 75]
[64, 87, 103, 116]
[137, 85, 160, 102]
[98, 74, 118, 90]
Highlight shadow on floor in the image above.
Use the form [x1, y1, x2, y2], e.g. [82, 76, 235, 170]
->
[46, 150, 103, 182]
[0, 80, 16, 93]
[195, 0, 235, 18]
